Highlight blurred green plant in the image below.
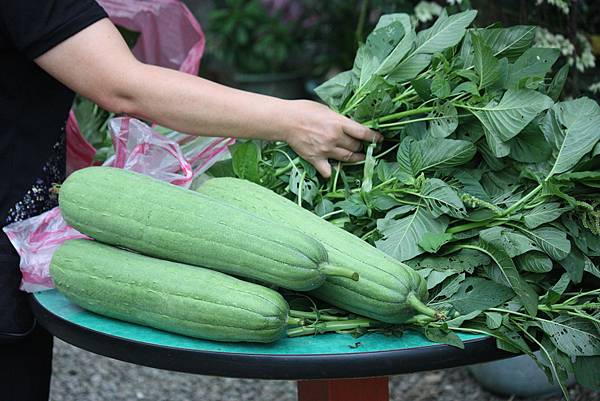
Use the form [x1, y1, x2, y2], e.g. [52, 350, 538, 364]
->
[206, 0, 311, 74]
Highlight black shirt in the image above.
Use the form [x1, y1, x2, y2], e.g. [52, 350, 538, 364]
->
[0, 0, 107, 226]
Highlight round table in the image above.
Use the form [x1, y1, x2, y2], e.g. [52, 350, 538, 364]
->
[31, 290, 512, 401]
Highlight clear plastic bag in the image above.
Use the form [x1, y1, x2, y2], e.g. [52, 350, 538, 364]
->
[4, 118, 229, 292]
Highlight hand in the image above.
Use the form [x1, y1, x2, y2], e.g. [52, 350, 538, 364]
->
[281, 100, 383, 178]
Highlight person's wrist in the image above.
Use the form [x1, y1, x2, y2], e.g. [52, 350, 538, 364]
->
[269, 99, 301, 143]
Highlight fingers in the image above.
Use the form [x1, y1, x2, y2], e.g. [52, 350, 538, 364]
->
[337, 134, 363, 153]
[342, 118, 383, 143]
[329, 148, 366, 163]
[313, 158, 332, 178]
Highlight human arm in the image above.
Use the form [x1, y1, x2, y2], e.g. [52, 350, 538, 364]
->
[34, 19, 381, 177]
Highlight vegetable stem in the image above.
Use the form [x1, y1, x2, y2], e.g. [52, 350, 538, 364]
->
[274, 155, 300, 177]
[320, 209, 346, 220]
[286, 318, 373, 337]
[407, 292, 443, 320]
[289, 310, 351, 322]
[499, 184, 543, 216]
[320, 263, 360, 281]
[297, 170, 306, 207]
[286, 317, 304, 326]
[447, 219, 506, 234]
[404, 314, 435, 325]
[364, 107, 435, 127]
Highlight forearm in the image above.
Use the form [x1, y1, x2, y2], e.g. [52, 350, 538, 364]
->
[121, 64, 291, 141]
[36, 18, 378, 177]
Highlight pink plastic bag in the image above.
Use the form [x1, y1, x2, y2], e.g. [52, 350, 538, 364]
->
[66, 0, 207, 174]
[97, 0, 206, 76]
[66, 111, 98, 176]
[4, 117, 229, 292]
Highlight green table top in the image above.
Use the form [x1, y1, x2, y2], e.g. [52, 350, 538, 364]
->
[34, 289, 483, 355]
[32, 290, 509, 379]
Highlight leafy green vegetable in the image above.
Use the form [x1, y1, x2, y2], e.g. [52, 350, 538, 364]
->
[215, 8, 600, 398]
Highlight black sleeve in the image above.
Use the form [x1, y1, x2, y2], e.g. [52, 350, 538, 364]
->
[0, 0, 108, 59]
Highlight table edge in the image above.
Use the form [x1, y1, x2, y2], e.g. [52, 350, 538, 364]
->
[30, 294, 516, 380]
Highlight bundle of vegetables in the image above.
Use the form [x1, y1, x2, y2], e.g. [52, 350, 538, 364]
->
[210, 8, 600, 395]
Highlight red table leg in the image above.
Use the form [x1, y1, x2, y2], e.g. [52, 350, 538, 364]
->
[297, 377, 389, 401]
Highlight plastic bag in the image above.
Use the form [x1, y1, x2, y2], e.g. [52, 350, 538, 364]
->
[97, 0, 206, 76]
[67, 0, 207, 174]
[4, 117, 228, 292]
[66, 111, 98, 176]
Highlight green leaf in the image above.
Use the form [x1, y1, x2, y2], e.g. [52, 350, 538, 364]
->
[431, 273, 466, 301]
[418, 232, 453, 253]
[584, 259, 600, 279]
[523, 202, 570, 229]
[468, 89, 554, 143]
[517, 225, 571, 261]
[540, 98, 600, 177]
[420, 178, 466, 218]
[574, 356, 600, 389]
[423, 326, 465, 349]
[426, 269, 456, 289]
[545, 273, 571, 305]
[554, 171, 600, 186]
[388, 53, 432, 83]
[314, 70, 355, 110]
[506, 48, 560, 90]
[508, 121, 552, 163]
[472, 32, 501, 90]
[492, 324, 533, 354]
[390, 10, 477, 83]
[314, 198, 334, 217]
[231, 141, 260, 182]
[485, 311, 503, 329]
[460, 26, 536, 67]
[353, 79, 396, 122]
[484, 127, 511, 158]
[407, 249, 490, 274]
[336, 194, 368, 217]
[289, 168, 318, 206]
[372, 14, 415, 76]
[463, 240, 538, 315]
[376, 206, 448, 262]
[414, 10, 478, 56]
[411, 78, 432, 100]
[368, 191, 401, 212]
[559, 246, 588, 283]
[446, 310, 482, 327]
[480, 227, 540, 258]
[547, 64, 569, 101]
[350, 14, 416, 96]
[516, 252, 554, 273]
[431, 73, 451, 99]
[451, 81, 480, 97]
[428, 103, 459, 138]
[539, 316, 600, 356]
[448, 277, 515, 314]
[397, 137, 477, 177]
[453, 169, 489, 201]
[358, 20, 406, 86]
[454, 69, 479, 82]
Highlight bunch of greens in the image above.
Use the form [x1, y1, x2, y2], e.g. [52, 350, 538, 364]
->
[217, 8, 600, 397]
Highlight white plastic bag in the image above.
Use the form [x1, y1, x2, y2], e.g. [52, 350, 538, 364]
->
[4, 117, 229, 292]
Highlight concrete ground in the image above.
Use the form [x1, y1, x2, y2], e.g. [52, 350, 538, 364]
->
[50, 339, 599, 401]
